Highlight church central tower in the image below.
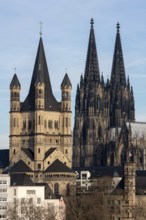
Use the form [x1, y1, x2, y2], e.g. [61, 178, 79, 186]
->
[9, 35, 72, 171]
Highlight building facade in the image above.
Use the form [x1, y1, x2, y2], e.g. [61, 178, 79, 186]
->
[9, 34, 76, 196]
[73, 19, 146, 169]
[0, 174, 66, 220]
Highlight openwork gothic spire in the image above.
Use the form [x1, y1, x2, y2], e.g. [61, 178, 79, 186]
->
[84, 18, 100, 85]
[110, 22, 126, 88]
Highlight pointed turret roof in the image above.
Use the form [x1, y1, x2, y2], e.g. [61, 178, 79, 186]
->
[21, 37, 60, 112]
[61, 73, 72, 89]
[10, 74, 21, 89]
[110, 23, 126, 87]
[84, 18, 100, 84]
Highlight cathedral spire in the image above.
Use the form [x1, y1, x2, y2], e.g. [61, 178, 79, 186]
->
[110, 23, 126, 88]
[84, 18, 100, 84]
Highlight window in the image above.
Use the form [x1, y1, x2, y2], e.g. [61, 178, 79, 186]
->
[26, 190, 36, 195]
[48, 120, 53, 129]
[28, 120, 32, 129]
[65, 117, 68, 127]
[21, 198, 25, 204]
[38, 163, 41, 170]
[0, 189, 7, 193]
[14, 118, 16, 127]
[66, 183, 70, 196]
[82, 174, 87, 179]
[0, 180, 7, 184]
[54, 121, 58, 129]
[38, 148, 40, 153]
[54, 183, 59, 195]
[37, 198, 41, 204]
[38, 116, 41, 125]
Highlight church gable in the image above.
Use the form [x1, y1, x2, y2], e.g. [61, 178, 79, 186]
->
[44, 147, 70, 171]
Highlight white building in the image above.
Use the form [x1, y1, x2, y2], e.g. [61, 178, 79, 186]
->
[0, 174, 10, 220]
[0, 174, 66, 220]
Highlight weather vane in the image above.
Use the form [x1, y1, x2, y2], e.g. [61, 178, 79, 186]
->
[40, 21, 43, 37]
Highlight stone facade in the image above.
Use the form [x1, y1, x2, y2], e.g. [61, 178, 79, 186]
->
[9, 35, 76, 196]
[73, 19, 146, 169]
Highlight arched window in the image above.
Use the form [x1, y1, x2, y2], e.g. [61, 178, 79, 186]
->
[54, 183, 59, 195]
[66, 183, 70, 196]
[97, 96, 100, 110]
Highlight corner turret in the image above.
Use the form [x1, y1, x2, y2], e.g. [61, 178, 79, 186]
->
[10, 73, 21, 112]
[61, 73, 72, 112]
[9, 72, 21, 164]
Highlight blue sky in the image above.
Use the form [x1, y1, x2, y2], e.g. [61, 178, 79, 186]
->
[0, 0, 146, 149]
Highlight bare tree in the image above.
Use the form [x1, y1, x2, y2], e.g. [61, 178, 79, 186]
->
[66, 192, 110, 220]
[133, 199, 146, 220]
[6, 199, 55, 220]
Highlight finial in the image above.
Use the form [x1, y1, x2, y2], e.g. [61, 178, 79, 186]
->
[65, 68, 67, 73]
[40, 21, 43, 37]
[116, 22, 120, 32]
[14, 67, 16, 74]
[90, 18, 94, 29]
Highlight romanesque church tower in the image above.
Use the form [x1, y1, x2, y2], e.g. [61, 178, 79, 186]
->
[73, 19, 135, 168]
[9, 33, 76, 196]
[9, 35, 72, 171]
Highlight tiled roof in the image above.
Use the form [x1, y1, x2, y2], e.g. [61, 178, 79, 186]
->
[111, 178, 124, 195]
[10, 173, 34, 186]
[44, 159, 74, 173]
[61, 73, 72, 89]
[0, 149, 9, 168]
[10, 74, 21, 89]
[73, 166, 123, 179]
[45, 148, 56, 159]
[21, 37, 60, 112]
[22, 148, 34, 160]
[9, 160, 33, 173]
[110, 122, 146, 140]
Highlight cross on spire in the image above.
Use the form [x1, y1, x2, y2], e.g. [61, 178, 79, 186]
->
[116, 22, 120, 32]
[90, 18, 94, 29]
[40, 21, 43, 37]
